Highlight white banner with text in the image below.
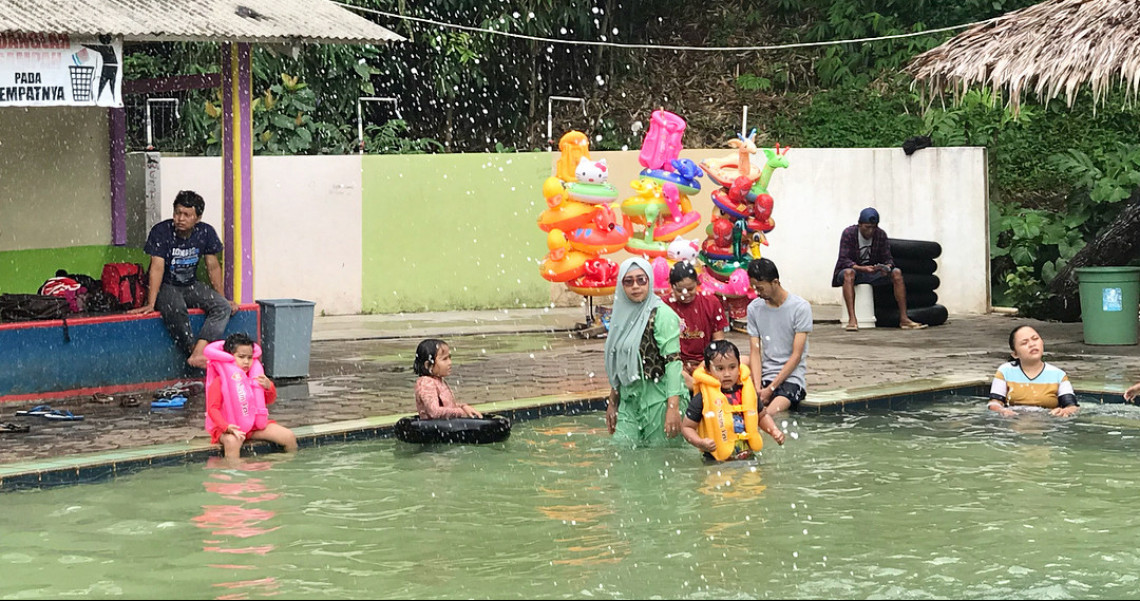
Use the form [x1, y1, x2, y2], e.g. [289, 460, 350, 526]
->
[0, 33, 123, 107]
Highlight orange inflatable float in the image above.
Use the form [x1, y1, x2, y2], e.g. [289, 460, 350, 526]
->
[539, 229, 590, 282]
[565, 205, 631, 255]
[538, 177, 597, 233]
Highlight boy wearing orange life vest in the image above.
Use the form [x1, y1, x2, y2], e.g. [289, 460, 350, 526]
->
[681, 340, 785, 461]
[205, 332, 297, 462]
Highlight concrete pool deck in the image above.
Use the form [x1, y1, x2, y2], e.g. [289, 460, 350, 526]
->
[3, 305, 1140, 489]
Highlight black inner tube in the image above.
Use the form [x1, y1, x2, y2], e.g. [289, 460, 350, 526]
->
[395, 414, 512, 444]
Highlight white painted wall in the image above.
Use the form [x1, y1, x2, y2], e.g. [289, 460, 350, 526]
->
[157, 156, 364, 316]
[0, 107, 111, 250]
[556, 147, 990, 314]
[758, 147, 989, 313]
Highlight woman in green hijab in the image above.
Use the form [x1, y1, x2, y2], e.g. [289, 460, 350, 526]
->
[604, 257, 688, 445]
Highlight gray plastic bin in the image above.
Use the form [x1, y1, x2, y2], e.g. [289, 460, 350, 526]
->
[257, 298, 316, 378]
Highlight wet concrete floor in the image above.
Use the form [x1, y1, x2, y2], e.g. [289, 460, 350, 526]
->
[2, 308, 1139, 465]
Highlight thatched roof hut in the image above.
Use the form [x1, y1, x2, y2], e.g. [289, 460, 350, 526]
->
[907, 0, 1140, 111]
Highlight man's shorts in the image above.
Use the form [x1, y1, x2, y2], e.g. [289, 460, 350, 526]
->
[762, 379, 806, 410]
[832, 267, 891, 287]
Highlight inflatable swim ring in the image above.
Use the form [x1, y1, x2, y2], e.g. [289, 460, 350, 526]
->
[639, 168, 702, 196]
[565, 182, 619, 204]
[540, 249, 589, 282]
[626, 237, 669, 259]
[698, 269, 756, 299]
[395, 414, 511, 444]
[621, 179, 669, 225]
[700, 237, 737, 262]
[654, 211, 701, 241]
[700, 254, 750, 281]
[700, 155, 762, 188]
[710, 189, 750, 221]
[537, 200, 596, 233]
[540, 229, 590, 282]
[565, 280, 617, 296]
[566, 206, 631, 254]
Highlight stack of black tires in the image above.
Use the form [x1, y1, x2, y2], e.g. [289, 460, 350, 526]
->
[873, 238, 948, 327]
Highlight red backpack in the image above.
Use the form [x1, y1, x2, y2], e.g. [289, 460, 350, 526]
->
[38, 276, 85, 312]
[101, 263, 148, 310]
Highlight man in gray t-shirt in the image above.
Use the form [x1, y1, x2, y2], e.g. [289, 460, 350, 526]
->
[746, 258, 813, 413]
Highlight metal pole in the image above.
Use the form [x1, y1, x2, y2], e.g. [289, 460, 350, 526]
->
[547, 95, 586, 151]
[145, 102, 154, 150]
[741, 105, 749, 137]
[356, 100, 363, 154]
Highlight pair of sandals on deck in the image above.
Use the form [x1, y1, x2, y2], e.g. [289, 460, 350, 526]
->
[5, 382, 202, 430]
[12, 405, 84, 421]
[91, 392, 186, 410]
[89, 381, 199, 410]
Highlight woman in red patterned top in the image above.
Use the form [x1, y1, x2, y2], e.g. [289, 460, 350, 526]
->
[662, 261, 727, 388]
[413, 339, 482, 420]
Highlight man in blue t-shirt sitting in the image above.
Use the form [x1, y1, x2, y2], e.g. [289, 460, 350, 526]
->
[129, 190, 238, 368]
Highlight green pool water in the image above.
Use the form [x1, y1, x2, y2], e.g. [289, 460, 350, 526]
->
[4, 398, 1140, 599]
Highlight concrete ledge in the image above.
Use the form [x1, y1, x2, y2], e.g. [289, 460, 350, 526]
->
[800, 375, 990, 413]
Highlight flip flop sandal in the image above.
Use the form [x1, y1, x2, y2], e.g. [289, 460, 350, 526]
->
[153, 386, 186, 399]
[151, 395, 188, 409]
[90, 393, 115, 404]
[14, 404, 52, 416]
[119, 395, 141, 408]
[43, 410, 84, 421]
[0, 422, 30, 434]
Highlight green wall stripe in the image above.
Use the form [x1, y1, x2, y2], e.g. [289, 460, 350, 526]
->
[361, 153, 553, 313]
[0, 246, 148, 294]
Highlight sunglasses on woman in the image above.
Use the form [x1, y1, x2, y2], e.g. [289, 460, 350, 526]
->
[622, 275, 649, 286]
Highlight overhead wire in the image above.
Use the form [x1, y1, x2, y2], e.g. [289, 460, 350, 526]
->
[331, 1, 996, 52]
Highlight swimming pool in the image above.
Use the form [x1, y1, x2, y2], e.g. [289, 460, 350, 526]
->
[3, 398, 1140, 598]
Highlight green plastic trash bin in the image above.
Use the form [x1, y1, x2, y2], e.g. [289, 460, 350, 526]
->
[257, 299, 316, 378]
[1076, 267, 1140, 346]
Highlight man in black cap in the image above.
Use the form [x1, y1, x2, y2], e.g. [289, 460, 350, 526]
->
[831, 207, 927, 331]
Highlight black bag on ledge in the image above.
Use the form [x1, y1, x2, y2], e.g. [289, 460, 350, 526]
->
[0, 293, 69, 322]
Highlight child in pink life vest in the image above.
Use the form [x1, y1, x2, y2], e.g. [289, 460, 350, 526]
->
[205, 332, 297, 460]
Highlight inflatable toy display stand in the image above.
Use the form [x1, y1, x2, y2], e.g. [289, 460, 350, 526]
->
[696, 129, 790, 325]
[536, 112, 790, 336]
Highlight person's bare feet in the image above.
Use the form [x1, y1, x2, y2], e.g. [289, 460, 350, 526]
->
[899, 320, 928, 330]
[187, 340, 209, 369]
